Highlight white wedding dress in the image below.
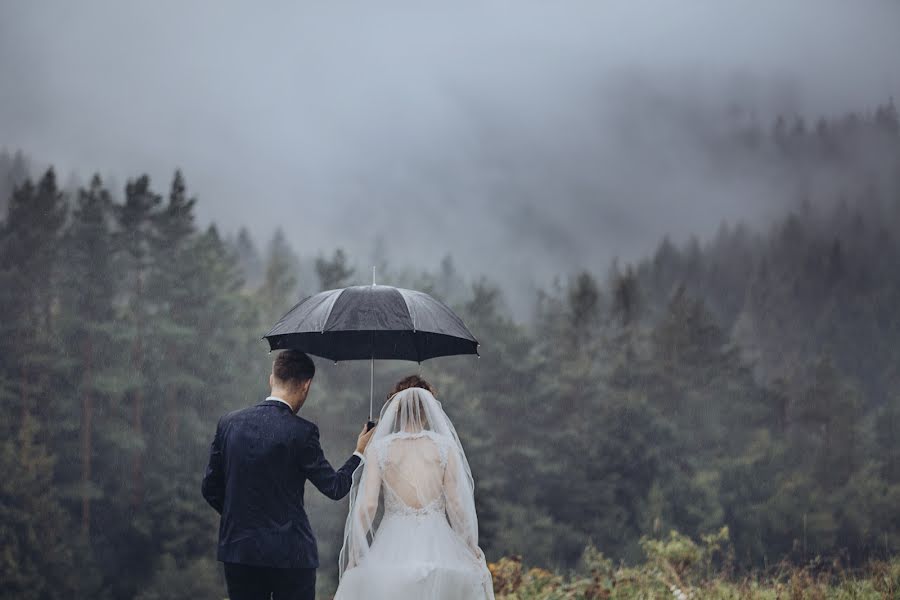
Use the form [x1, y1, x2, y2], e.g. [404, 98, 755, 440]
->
[334, 388, 494, 600]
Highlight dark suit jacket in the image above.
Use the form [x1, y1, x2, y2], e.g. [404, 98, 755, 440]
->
[201, 398, 361, 569]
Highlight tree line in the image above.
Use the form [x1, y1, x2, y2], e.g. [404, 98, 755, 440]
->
[0, 101, 898, 598]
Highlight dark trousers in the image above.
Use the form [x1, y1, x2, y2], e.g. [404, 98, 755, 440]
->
[223, 562, 316, 600]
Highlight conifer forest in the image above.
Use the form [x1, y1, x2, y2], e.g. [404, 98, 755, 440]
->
[2, 101, 900, 598]
[5, 2, 900, 598]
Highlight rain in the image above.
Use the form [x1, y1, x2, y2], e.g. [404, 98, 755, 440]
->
[2, 1, 900, 598]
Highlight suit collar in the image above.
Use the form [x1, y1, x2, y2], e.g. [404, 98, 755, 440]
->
[260, 396, 296, 413]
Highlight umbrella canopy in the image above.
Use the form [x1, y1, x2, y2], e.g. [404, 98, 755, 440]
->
[263, 285, 479, 362]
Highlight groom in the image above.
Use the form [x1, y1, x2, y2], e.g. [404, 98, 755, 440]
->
[202, 349, 374, 600]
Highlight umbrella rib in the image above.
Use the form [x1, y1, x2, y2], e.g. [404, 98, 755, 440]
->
[396, 288, 417, 332]
[395, 288, 422, 361]
[320, 288, 347, 333]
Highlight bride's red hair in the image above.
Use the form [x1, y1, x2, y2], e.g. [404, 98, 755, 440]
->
[387, 375, 436, 399]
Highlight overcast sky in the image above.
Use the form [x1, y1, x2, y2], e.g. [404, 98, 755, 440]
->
[2, 0, 899, 292]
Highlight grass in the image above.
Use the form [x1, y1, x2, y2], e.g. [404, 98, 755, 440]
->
[488, 529, 900, 599]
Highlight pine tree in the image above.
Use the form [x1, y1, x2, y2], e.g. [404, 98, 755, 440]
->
[115, 174, 162, 507]
[566, 271, 601, 350]
[315, 247, 355, 290]
[147, 170, 198, 441]
[0, 415, 94, 599]
[232, 226, 263, 289]
[610, 263, 641, 328]
[0, 149, 30, 219]
[0, 170, 67, 427]
[58, 174, 120, 537]
[650, 236, 682, 300]
[875, 99, 899, 136]
[434, 254, 465, 304]
[652, 285, 728, 378]
[790, 357, 863, 490]
[257, 229, 299, 322]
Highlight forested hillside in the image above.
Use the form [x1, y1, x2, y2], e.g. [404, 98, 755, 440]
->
[1, 102, 899, 599]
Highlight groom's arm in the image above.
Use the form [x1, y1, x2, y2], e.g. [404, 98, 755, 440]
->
[300, 425, 362, 501]
[201, 420, 226, 514]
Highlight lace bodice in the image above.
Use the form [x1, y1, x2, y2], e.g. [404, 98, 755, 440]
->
[373, 431, 450, 468]
[373, 431, 450, 518]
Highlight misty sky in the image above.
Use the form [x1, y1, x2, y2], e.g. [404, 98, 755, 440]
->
[2, 0, 899, 293]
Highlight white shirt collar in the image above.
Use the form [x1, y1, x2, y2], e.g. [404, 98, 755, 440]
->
[266, 396, 295, 412]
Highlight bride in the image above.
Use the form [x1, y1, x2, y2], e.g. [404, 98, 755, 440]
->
[334, 377, 494, 600]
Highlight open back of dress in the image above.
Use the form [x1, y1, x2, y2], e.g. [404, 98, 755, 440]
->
[381, 435, 446, 512]
[335, 388, 494, 600]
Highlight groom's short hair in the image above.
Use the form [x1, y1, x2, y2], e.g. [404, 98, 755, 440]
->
[273, 350, 316, 385]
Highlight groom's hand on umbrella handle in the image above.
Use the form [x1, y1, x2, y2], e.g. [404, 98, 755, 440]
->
[356, 423, 376, 454]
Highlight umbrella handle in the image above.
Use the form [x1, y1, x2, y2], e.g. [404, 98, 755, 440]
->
[370, 268, 376, 423]
[366, 358, 376, 431]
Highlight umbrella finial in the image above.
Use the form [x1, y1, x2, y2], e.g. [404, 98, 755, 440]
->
[372, 265, 376, 286]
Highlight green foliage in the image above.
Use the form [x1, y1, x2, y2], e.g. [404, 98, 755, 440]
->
[0, 169, 259, 598]
[315, 247, 356, 290]
[257, 228, 299, 322]
[0, 416, 102, 599]
[491, 530, 900, 599]
[1, 102, 900, 597]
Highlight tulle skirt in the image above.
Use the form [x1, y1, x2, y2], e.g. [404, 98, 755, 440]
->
[335, 512, 493, 600]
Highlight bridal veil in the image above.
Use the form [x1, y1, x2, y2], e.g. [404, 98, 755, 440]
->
[336, 387, 493, 599]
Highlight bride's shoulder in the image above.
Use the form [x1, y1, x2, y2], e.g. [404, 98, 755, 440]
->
[427, 433, 453, 465]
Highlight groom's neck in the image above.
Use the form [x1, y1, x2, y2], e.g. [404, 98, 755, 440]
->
[270, 386, 302, 414]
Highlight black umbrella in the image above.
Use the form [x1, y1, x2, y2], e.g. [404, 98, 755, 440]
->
[263, 282, 479, 419]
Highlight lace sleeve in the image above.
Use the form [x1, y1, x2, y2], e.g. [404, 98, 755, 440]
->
[376, 438, 389, 471]
[443, 445, 478, 553]
[357, 442, 382, 536]
[438, 438, 449, 468]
